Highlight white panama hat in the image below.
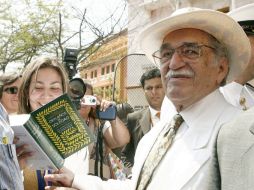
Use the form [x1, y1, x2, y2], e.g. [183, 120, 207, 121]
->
[228, 3, 254, 35]
[139, 7, 251, 82]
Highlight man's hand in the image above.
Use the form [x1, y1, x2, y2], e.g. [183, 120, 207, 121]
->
[45, 187, 78, 190]
[44, 167, 75, 188]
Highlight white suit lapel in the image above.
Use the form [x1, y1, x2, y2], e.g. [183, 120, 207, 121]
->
[173, 90, 234, 190]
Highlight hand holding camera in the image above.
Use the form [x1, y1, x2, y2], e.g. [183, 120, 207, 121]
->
[96, 99, 117, 121]
[82, 95, 97, 106]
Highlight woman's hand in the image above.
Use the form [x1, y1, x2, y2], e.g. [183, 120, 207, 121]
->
[97, 98, 116, 112]
[14, 136, 34, 169]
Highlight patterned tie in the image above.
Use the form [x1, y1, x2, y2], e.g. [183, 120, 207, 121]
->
[136, 114, 184, 190]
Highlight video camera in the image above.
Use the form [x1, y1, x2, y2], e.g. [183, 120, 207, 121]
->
[63, 48, 86, 110]
[63, 48, 116, 120]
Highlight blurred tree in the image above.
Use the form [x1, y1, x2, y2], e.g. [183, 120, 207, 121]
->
[0, 0, 127, 72]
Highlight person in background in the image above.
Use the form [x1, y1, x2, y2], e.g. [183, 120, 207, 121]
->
[17, 56, 89, 190]
[213, 4, 254, 190]
[220, 3, 254, 111]
[121, 68, 164, 168]
[0, 71, 32, 172]
[0, 87, 23, 189]
[44, 6, 251, 188]
[113, 102, 134, 157]
[0, 71, 22, 114]
[78, 81, 130, 179]
[116, 103, 134, 126]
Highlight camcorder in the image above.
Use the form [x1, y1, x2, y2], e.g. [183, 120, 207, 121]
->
[63, 48, 117, 120]
[63, 48, 86, 110]
[96, 105, 117, 121]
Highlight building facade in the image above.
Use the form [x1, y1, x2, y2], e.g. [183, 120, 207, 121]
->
[80, 0, 254, 108]
[128, 0, 254, 54]
[79, 29, 128, 101]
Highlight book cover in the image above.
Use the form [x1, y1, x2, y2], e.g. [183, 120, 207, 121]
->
[10, 93, 94, 170]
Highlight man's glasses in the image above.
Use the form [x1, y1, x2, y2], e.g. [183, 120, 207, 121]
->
[152, 43, 216, 64]
[3, 86, 19, 94]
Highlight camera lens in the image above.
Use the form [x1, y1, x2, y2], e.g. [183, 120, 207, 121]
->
[68, 78, 86, 99]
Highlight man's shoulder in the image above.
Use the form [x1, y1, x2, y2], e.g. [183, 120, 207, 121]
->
[219, 107, 254, 141]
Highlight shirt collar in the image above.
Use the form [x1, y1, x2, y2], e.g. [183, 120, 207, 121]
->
[149, 106, 160, 118]
[180, 89, 231, 149]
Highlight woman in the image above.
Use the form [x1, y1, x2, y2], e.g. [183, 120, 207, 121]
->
[17, 56, 89, 190]
[78, 81, 130, 179]
[0, 71, 22, 114]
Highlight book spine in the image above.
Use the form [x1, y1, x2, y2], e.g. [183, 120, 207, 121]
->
[24, 119, 64, 169]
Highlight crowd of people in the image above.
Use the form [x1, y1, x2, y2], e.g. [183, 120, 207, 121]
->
[1, 3, 254, 190]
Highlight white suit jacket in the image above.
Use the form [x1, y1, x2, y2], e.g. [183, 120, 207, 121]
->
[216, 106, 254, 190]
[72, 90, 241, 190]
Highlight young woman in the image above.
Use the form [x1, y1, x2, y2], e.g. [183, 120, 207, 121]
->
[17, 56, 89, 190]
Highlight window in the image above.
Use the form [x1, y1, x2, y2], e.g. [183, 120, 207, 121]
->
[94, 70, 97, 78]
[84, 73, 87, 79]
[91, 71, 94, 78]
[101, 67, 105, 75]
[111, 63, 115, 72]
[106, 65, 110, 74]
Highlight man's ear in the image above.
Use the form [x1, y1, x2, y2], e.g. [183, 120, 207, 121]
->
[216, 57, 229, 85]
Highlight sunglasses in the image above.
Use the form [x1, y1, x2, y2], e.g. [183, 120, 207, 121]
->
[3, 86, 19, 94]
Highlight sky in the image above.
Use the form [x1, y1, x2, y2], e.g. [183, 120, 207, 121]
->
[3, 0, 128, 72]
[64, 0, 128, 46]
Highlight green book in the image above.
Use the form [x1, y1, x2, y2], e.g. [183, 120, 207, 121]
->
[10, 93, 94, 170]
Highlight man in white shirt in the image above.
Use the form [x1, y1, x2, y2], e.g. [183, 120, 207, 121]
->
[44, 7, 251, 190]
[121, 68, 164, 167]
[0, 102, 23, 190]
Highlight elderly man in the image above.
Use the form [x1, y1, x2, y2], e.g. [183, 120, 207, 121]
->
[214, 3, 254, 190]
[44, 7, 250, 190]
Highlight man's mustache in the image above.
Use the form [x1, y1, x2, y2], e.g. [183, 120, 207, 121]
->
[165, 70, 194, 79]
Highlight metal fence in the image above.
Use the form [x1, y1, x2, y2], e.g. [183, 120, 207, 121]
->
[113, 53, 158, 111]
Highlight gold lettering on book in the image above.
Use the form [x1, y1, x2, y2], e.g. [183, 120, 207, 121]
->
[34, 99, 92, 157]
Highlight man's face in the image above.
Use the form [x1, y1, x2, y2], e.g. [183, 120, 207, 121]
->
[159, 28, 228, 111]
[143, 77, 165, 111]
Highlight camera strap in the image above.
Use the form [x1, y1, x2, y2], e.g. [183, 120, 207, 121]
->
[94, 122, 105, 179]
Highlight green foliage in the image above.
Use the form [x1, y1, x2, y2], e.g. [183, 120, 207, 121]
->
[0, 0, 65, 71]
[0, 0, 127, 72]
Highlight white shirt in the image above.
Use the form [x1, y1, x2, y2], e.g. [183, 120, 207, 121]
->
[149, 106, 160, 127]
[72, 89, 241, 190]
